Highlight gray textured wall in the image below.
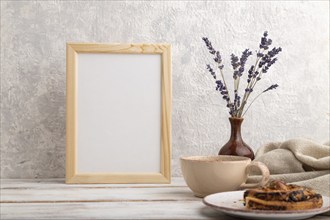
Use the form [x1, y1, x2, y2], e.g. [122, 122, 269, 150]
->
[1, 1, 329, 178]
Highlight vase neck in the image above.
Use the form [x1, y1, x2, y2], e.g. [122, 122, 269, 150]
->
[229, 117, 243, 139]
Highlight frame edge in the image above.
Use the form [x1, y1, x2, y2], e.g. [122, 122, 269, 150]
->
[66, 43, 77, 183]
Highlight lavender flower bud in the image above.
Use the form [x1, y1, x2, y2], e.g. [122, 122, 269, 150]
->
[268, 47, 282, 58]
[234, 93, 241, 109]
[261, 55, 279, 73]
[231, 54, 240, 69]
[238, 49, 252, 76]
[247, 65, 254, 80]
[202, 37, 216, 54]
[257, 52, 264, 57]
[262, 68, 267, 73]
[263, 84, 279, 93]
[203, 37, 225, 71]
[206, 64, 217, 79]
[214, 51, 222, 64]
[233, 71, 239, 79]
[259, 31, 272, 50]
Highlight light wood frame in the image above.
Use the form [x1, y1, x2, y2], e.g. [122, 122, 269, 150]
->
[66, 43, 171, 184]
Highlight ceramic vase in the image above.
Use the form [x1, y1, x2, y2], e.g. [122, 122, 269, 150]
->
[218, 117, 255, 160]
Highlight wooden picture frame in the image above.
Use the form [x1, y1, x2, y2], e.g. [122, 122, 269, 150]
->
[66, 43, 171, 184]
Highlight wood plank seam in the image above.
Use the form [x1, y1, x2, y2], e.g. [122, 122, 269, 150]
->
[0, 199, 200, 204]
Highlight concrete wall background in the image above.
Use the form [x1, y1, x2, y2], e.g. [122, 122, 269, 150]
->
[1, 1, 329, 178]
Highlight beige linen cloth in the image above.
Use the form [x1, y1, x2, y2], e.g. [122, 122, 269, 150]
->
[247, 138, 330, 197]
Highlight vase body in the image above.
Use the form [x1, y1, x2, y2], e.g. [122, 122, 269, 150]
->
[218, 117, 255, 160]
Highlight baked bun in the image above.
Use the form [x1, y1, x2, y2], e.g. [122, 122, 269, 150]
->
[244, 180, 323, 210]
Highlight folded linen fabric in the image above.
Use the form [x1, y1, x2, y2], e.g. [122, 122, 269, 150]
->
[247, 138, 330, 197]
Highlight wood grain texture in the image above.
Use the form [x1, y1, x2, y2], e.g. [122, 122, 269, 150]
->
[2, 202, 328, 220]
[68, 173, 170, 184]
[68, 43, 169, 54]
[161, 44, 172, 182]
[66, 44, 77, 183]
[1, 187, 198, 203]
[66, 43, 171, 184]
[0, 177, 186, 189]
[1, 178, 329, 220]
[0, 201, 224, 220]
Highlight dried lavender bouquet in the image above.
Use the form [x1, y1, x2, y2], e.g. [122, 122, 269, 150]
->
[202, 31, 282, 118]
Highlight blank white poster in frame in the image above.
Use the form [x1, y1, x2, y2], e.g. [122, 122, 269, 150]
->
[66, 43, 171, 184]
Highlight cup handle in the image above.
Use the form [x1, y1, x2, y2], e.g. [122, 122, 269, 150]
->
[240, 161, 270, 189]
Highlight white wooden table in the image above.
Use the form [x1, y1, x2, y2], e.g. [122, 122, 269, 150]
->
[0, 178, 328, 219]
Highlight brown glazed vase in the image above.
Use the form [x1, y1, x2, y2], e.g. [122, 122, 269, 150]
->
[218, 117, 255, 160]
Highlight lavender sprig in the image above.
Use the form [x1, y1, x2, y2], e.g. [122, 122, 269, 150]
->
[232, 49, 252, 115]
[216, 80, 230, 103]
[203, 37, 225, 70]
[238, 49, 252, 76]
[202, 37, 233, 114]
[233, 93, 241, 115]
[232, 49, 252, 79]
[249, 47, 282, 90]
[205, 64, 234, 115]
[238, 32, 282, 117]
[259, 47, 282, 74]
[242, 84, 279, 117]
[202, 37, 216, 55]
[263, 84, 279, 93]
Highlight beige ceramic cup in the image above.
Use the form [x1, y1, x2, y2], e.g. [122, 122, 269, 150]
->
[180, 155, 270, 197]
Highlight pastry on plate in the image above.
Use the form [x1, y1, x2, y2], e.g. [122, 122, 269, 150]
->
[243, 180, 323, 210]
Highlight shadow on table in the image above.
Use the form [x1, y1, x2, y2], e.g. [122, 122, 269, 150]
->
[199, 206, 241, 220]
